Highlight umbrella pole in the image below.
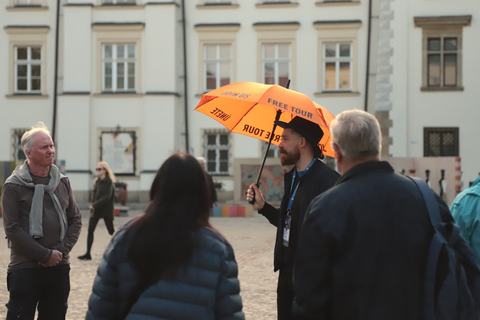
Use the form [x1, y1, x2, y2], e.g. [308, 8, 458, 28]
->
[249, 109, 282, 204]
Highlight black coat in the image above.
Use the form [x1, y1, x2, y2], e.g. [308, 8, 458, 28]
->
[293, 161, 456, 320]
[259, 159, 340, 271]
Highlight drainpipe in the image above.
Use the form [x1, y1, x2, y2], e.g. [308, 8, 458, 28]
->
[364, 0, 373, 112]
[52, 0, 61, 141]
[181, 0, 190, 152]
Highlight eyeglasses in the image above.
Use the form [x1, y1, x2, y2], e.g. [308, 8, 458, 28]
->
[96, 168, 104, 171]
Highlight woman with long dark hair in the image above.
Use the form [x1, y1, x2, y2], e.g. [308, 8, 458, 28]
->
[85, 152, 244, 320]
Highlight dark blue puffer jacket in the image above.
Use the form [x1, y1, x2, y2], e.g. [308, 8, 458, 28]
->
[85, 218, 245, 320]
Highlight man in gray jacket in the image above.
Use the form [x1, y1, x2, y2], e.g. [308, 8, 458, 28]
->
[1, 122, 82, 320]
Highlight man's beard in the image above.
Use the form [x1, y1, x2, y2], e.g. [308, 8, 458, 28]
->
[280, 147, 301, 166]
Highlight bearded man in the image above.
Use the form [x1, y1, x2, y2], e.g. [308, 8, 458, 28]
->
[247, 116, 339, 320]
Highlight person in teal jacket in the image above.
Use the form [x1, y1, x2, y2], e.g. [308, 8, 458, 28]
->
[450, 175, 480, 267]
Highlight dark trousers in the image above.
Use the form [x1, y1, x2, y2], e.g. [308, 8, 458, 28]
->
[277, 268, 295, 320]
[86, 217, 115, 254]
[6, 264, 70, 320]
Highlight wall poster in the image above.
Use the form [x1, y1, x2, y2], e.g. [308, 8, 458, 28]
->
[101, 131, 136, 175]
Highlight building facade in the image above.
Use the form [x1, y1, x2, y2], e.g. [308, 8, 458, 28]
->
[1, 0, 478, 205]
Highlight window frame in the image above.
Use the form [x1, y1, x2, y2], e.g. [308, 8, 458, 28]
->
[254, 22, 299, 87]
[414, 15, 471, 92]
[14, 46, 42, 93]
[102, 43, 136, 92]
[204, 130, 231, 176]
[195, 23, 239, 94]
[314, 20, 361, 96]
[423, 127, 459, 157]
[203, 43, 232, 91]
[5, 26, 49, 96]
[93, 23, 144, 94]
[322, 42, 352, 91]
[261, 42, 291, 86]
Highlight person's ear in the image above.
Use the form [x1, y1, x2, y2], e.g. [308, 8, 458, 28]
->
[332, 142, 342, 160]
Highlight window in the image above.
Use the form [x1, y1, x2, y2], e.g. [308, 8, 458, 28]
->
[427, 38, 457, 87]
[195, 23, 239, 94]
[254, 22, 298, 86]
[102, 44, 136, 92]
[205, 0, 230, 3]
[14, 46, 41, 93]
[415, 15, 471, 91]
[262, 43, 291, 85]
[314, 20, 361, 95]
[323, 42, 351, 91]
[204, 44, 231, 91]
[205, 131, 230, 175]
[424, 127, 459, 157]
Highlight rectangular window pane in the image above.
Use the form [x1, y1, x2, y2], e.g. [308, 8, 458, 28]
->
[444, 38, 457, 51]
[31, 78, 41, 90]
[127, 44, 135, 58]
[264, 62, 275, 84]
[444, 54, 457, 86]
[325, 43, 336, 57]
[324, 62, 336, 90]
[220, 134, 229, 145]
[104, 45, 113, 59]
[117, 45, 125, 58]
[206, 45, 216, 59]
[17, 79, 27, 90]
[17, 48, 27, 60]
[339, 44, 350, 57]
[219, 45, 230, 59]
[428, 54, 441, 86]
[17, 65, 27, 77]
[31, 65, 41, 77]
[339, 62, 351, 89]
[31, 47, 41, 60]
[264, 44, 275, 58]
[428, 38, 441, 51]
[278, 44, 289, 58]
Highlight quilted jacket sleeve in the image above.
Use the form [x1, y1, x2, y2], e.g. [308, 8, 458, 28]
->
[215, 240, 245, 320]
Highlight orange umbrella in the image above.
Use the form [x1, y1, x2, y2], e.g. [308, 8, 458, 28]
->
[195, 81, 335, 158]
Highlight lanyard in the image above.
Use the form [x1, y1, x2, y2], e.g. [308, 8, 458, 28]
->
[287, 158, 317, 212]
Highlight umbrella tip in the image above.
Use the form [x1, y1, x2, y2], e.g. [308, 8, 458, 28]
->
[285, 79, 291, 89]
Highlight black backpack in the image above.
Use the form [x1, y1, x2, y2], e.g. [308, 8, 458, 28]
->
[410, 176, 480, 320]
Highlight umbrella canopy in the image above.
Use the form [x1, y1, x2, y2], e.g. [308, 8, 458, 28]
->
[195, 81, 335, 158]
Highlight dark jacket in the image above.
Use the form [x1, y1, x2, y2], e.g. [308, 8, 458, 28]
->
[259, 159, 340, 271]
[293, 161, 456, 320]
[86, 217, 245, 320]
[91, 175, 115, 220]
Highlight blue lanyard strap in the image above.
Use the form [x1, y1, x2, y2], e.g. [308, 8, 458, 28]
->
[287, 158, 317, 211]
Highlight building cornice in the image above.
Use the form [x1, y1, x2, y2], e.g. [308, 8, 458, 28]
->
[414, 15, 472, 27]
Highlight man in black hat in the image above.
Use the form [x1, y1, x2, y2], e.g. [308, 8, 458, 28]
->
[247, 116, 340, 320]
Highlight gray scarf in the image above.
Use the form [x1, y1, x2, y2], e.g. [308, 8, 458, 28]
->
[5, 161, 67, 241]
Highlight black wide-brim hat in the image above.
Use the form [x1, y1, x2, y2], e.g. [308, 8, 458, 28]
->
[275, 116, 325, 159]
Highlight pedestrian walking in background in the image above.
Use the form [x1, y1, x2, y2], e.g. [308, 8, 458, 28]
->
[293, 110, 480, 319]
[78, 161, 116, 261]
[450, 175, 480, 267]
[246, 116, 339, 320]
[86, 152, 244, 320]
[1, 122, 82, 320]
[197, 156, 219, 208]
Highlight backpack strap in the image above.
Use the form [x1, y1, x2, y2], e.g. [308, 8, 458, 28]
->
[408, 176, 442, 227]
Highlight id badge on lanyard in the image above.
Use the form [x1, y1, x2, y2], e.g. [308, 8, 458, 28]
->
[283, 210, 292, 247]
[282, 158, 316, 248]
